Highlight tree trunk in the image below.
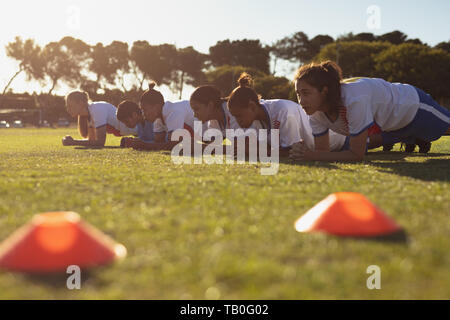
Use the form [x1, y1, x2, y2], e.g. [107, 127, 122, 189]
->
[96, 73, 104, 91]
[179, 71, 185, 100]
[48, 78, 57, 95]
[0, 67, 23, 108]
[117, 70, 128, 92]
[272, 57, 278, 76]
[138, 72, 147, 91]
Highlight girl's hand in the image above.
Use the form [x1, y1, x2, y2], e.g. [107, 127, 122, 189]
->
[130, 139, 149, 150]
[289, 141, 312, 160]
[120, 137, 134, 148]
[62, 135, 74, 146]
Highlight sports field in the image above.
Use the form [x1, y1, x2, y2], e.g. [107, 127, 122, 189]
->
[0, 128, 449, 299]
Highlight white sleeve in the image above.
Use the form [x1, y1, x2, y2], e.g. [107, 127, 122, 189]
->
[279, 114, 302, 148]
[165, 108, 186, 133]
[89, 105, 108, 129]
[309, 115, 329, 137]
[153, 118, 166, 133]
[346, 95, 374, 136]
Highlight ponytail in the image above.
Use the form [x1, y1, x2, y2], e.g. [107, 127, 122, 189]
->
[140, 81, 164, 107]
[228, 73, 261, 109]
[237, 72, 253, 88]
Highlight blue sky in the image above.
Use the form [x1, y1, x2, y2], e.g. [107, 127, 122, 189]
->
[1, 0, 449, 98]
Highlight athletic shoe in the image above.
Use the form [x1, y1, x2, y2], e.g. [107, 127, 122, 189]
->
[401, 143, 416, 153]
[416, 139, 431, 153]
[383, 144, 394, 152]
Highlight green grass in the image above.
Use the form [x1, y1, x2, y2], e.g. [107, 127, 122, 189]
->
[0, 128, 449, 299]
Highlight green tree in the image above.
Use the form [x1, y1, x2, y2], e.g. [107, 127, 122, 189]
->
[130, 41, 177, 90]
[435, 41, 450, 53]
[209, 39, 271, 74]
[108, 41, 132, 91]
[172, 46, 207, 99]
[89, 41, 130, 92]
[316, 41, 392, 78]
[338, 32, 377, 42]
[377, 31, 408, 45]
[253, 74, 296, 101]
[272, 32, 334, 64]
[35, 38, 90, 94]
[2, 37, 42, 107]
[205, 65, 293, 100]
[374, 43, 450, 99]
[205, 65, 266, 96]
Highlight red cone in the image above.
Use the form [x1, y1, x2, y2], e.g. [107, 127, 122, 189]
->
[295, 192, 402, 237]
[0, 212, 126, 272]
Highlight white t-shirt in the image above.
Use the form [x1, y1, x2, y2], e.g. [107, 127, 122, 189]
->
[153, 100, 195, 136]
[309, 78, 420, 137]
[250, 99, 346, 150]
[88, 102, 137, 136]
[204, 102, 241, 135]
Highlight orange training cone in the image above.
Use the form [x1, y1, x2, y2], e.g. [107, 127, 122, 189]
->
[295, 192, 402, 237]
[0, 212, 126, 272]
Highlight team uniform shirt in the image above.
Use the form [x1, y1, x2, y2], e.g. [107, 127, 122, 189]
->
[204, 102, 242, 135]
[136, 121, 155, 143]
[196, 102, 246, 144]
[309, 78, 421, 138]
[88, 102, 137, 136]
[153, 100, 195, 137]
[250, 99, 347, 150]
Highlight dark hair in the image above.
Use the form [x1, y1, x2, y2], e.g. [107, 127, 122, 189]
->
[227, 73, 260, 109]
[190, 85, 227, 108]
[117, 100, 140, 122]
[294, 60, 343, 107]
[140, 81, 164, 107]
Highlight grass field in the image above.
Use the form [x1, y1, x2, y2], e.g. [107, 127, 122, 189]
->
[0, 128, 449, 299]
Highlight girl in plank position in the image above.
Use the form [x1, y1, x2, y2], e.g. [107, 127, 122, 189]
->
[130, 82, 195, 151]
[226, 73, 348, 157]
[116, 100, 156, 148]
[190, 85, 241, 137]
[290, 61, 450, 162]
[63, 91, 137, 147]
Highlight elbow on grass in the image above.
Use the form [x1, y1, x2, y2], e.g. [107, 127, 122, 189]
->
[351, 152, 365, 162]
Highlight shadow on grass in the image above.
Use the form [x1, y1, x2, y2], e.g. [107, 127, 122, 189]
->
[343, 229, 410, 245]
[278, 157, 341, 169]
[12, 269, 99, 289]
[366, 152, 450, 182]
[366, 151, 450, 160]
[128, 150, 341, 168]
[129, 148, 171, 155]
[74, 146, 123, 150]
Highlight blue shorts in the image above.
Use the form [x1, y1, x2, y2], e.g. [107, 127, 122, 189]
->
[381, 87, 450, 145]
[340, 136, 351, 151]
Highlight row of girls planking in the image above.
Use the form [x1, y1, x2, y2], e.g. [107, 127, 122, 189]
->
[63, 60, 450, 162]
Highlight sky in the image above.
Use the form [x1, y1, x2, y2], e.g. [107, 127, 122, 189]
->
[1, 0, 449, 100]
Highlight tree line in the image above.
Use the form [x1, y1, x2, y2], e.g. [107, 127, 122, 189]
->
[2, 30, 450, 115]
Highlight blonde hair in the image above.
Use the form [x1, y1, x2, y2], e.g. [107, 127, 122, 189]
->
[66, 90, 90, 138]
[65, 90, 89, 106]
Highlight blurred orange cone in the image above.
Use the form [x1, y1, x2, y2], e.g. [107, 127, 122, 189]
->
[295, 192, 402, 237]
[0, 212, 126, 272]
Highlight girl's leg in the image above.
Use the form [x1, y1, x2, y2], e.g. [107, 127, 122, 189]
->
[413, 87, 450, 140]
[367, 133, 383, 149]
